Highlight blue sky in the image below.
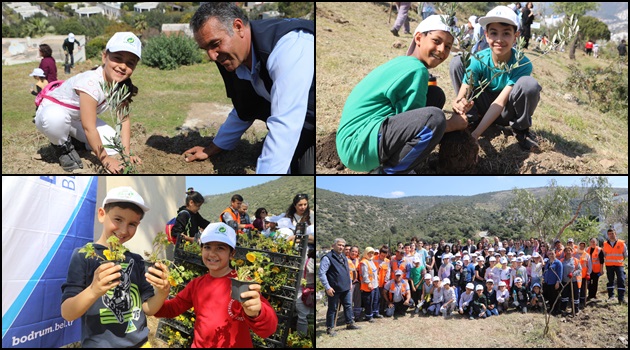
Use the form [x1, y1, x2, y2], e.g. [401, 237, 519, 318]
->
[186, 176, 280, 196]
[316, 176, 629, 198]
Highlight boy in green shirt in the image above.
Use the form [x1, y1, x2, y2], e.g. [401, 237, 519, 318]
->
[451, 5, 542, 151]
[336, 15, 468, 174]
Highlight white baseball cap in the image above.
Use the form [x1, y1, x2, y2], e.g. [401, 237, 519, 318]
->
[424, 273, 432, 280]
[407, 14, 456, 55]
[68, 33, 75, 42]
[395, 269, 404, 276]
[479, 5, 520, 31]
[102, 186, 150, 212]
[500, 257, 508, 264]
[413, 256, 421, 263]
[466, 283, 475, 290]
[463, 255, 470, 261]
[29, 68, 45, 77]
[442, 278, 450, 285]
[498, 281, 507, 287]
[200, 222, 236, 249]
[106, 32, 142, 60]
[489, 257, 496, 262]
[276, 217, 295, 230]
[432, 276, 440, 282]
[514, 277, 523, 283]
[475, 284, 484, 291]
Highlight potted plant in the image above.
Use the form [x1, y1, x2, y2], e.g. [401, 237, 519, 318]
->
[231, 251, 272, 302]
[144, 232, 187, 287]
[78, 236, 128, 282]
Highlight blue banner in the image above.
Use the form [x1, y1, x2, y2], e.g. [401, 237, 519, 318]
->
[2, 176, 97, 348]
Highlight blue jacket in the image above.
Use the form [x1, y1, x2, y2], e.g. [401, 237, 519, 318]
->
[543, 259, 563, 285]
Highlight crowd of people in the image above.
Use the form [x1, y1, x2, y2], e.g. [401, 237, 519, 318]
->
[318, 229, 627, 336]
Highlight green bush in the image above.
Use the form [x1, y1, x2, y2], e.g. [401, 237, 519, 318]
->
[85, 36, 107, 59]
[142, 34, 203, 70]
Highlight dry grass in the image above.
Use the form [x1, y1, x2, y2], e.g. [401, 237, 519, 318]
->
[316, 2, 628, 174]
[316, 281, 629, 348]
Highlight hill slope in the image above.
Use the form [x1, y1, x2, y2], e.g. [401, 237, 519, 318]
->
[198, 176, 314, 221]
[316, 2, 628, 174]
[315, 186, 628, 249]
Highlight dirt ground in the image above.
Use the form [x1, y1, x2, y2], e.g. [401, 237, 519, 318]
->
[7, 103, 267, 174]
[316, 282, 629, 348]
[317, 122, 618, 174]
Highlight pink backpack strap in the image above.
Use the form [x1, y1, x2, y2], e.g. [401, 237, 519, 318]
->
[42, 95, 80, 110]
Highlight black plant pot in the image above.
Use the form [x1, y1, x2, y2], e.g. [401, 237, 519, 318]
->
[100, 260, 121, 283]
[231, 278, 256, 302]
[148, 263, 164, 280]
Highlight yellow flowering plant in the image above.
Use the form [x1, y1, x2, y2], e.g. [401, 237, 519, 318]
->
[233, 251, 272, 282]
[78, 236, 128, 262]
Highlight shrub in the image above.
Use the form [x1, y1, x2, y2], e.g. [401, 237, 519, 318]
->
[85, 36, 107, 59]
[142, 34, 203, 70]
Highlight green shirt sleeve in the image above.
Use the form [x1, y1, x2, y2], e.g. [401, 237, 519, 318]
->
[336, 56, 429, 172]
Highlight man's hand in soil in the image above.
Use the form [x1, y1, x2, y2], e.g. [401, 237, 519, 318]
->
[184, 142, 222, 162]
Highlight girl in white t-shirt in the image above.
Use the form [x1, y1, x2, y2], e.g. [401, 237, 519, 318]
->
[35, 32, 142, 173]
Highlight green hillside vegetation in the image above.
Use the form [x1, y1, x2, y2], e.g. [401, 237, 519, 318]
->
[315, 186, 628, 249]
[196, 176, 314, 221]
[316, 2, 628, 174]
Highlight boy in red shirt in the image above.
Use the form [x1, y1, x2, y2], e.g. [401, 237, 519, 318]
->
[154, 222, 277, 347]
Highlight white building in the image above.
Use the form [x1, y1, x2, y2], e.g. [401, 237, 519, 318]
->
[98, 2, 123, 20]
[75, 6, 105, 18]
[134, 2, 160, 13]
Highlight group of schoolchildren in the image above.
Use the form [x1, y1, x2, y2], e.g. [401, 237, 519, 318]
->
[337, 5, 542, 174]
[355, 241, 567, 322]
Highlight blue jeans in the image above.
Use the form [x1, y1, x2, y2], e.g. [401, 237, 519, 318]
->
[485, 307, 499, 317]
[326, 289, 353, 329]
[606, 265, 626, 301]
[361, 288, 380, 318]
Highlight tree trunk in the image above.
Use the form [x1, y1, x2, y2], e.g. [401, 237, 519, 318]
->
[569, 36, 578, 60]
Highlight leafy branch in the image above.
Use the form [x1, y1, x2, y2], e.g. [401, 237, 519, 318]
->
[100, 81, 138, 174]
[79, 236, 128, 262]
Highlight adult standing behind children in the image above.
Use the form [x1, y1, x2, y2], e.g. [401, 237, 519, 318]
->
[172, 188, 210, 244]
[184, 2, 314, 174]
[602, 228, 627, 304]
[390, 2, 411, 37]
[61, 186, 170, 347]
[35, 32, 143, 173]
[38, 44, 57, 82]
[154, 223, 278, 347]
[220, 194, 253, 233]
[62, 33, 81, 68]
[450, 5, 542, 152]
[520, 2, 535, 49]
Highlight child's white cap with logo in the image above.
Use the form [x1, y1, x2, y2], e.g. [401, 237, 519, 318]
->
[106, 32, 142, 60]
[102, 186, 150, 212]
[200, 222, 236, 249]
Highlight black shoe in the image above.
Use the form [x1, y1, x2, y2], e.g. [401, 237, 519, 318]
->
[390, 28, 399, 37]
[366, 317, 375, 323]
[53, 140, 83, 172]
[70, 136, 87, 151]
[346, 323, 361, 330]
[373, 314, 384, 319]
[513, 128, 541, 152]
[326, 328, 337, 337]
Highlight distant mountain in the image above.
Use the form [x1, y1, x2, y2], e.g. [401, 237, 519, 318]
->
[197, 176, 314, 223]
[315, 186, 628, 249]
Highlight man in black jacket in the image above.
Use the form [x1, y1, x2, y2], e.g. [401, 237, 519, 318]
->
[185, 3, 314, 174]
